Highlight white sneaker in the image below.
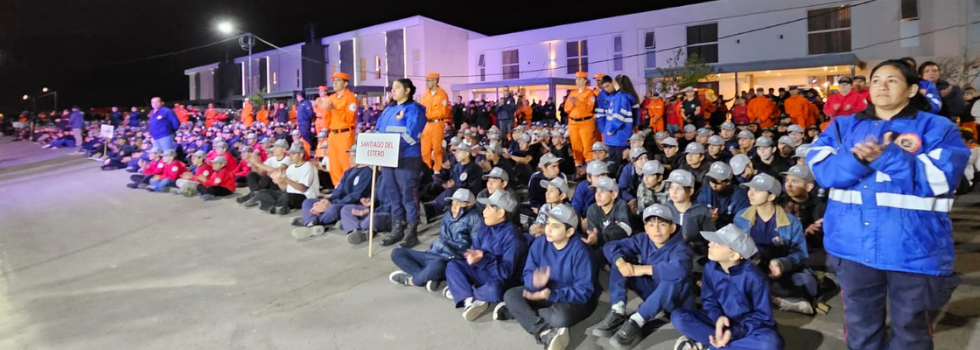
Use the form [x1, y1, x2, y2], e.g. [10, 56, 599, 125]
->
[462, 300, 488, 321]
[545, 327, 569, 350]
[388, 271, 410, 286]
[291, 227, 312, 239]
[425, 280, 440, 292]
[775, 297, 815, 315]
[442, 286, 453, 300]
[311, 226, 326, 237]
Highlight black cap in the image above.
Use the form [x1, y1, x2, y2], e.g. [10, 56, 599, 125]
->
[838, 77, 853, 84]
[853, 75, 866, 81]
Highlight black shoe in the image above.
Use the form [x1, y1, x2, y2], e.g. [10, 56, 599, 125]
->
[347, 230, 368, 245]
[539, 327, 569, 350]
[399, 222, 420, 248]
[126, 183, 140, 189]
[381, 220, 406, 246]
[492, 302, 513, 321]
[290, 217, 304, 227]
[258, 203, 273, 212]
[610, 319, 642, 349]
[274, 206, 289, 215]
[592, 310, 628, 338]
[236, 193, 253, 203]
[129, 174, 143, 182]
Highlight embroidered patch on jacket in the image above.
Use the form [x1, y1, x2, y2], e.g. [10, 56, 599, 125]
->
[895, 133, 921, 153]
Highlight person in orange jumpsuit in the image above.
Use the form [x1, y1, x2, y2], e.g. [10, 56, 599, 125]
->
[241, 99, 254, 127]
[806, 100, 819, 129]
[204, 103, 219, 128]
[323, 71, 359, 186]
[419, 72, 451, 171]
[314, 85, 331, 134]
[747, 87, 777, 129]
[516, 98, 533, 127]
[646, 93, 666, 132]
[174, 104, 189, 124]
[782, 86, 810, 128]
[564, 71, 598, 168]
[256, 105, 269, 125]
[289, 105, 298, 125]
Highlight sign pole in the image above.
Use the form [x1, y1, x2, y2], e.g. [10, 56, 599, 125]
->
[368, 165, 377, 257]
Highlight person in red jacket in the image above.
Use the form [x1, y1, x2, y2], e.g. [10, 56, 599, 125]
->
[176, 150, 211, 196]
[148, 149, 188, 192]
[234, 146, 255, 187]
[198, 156, 236, 200]
[127, 148, 164, 189]
[730, 97, 749, 124]
[823, 77, 868, 120]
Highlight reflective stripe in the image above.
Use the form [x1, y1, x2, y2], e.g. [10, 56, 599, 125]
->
[916, 152, 949, 196]
[608, 113, 630, 123]
[875, 192, 953, 212]
[807, 145, 836, 168]
[385, 126, 416, 145]
[619, 108, 632, 116]
[401, 133, 417, 145]
[387, 126, 407, 132]
[829, 189, 863, 204]
[875, 171, 892, 182]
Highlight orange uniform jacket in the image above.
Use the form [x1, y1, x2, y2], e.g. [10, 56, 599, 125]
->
[517, 105, 533, 126]
[175, 108, 189, 124]
[241, 104, 254, 126]
[314, 96, 331, 133]
[564, 88, 596, 121]
[783, 95, 810, 128]
[647, 99, 665, 131]
[747, 96, 777, 128]
[806, 102, 819, 129]
[256, 109, 269, 124]
[204, 108, 218, 128]
[289, 107, 297, 125]
[327, 90, 359, 130]
[420, 87, 451, 122]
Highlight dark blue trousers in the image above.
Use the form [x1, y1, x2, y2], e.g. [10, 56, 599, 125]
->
[671, 309, 783, 350]
[380, 157, 422, 223]
[608, 265, 693, 321]
[391, 248, 448, 286]
[835, 256, 959, 350]
[445, 259, 507, 307]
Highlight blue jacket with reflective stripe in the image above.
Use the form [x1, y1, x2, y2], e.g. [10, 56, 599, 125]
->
[806, 105, 969, 276]
[376, 101, 426, 158]
[603, 91, 636, 147]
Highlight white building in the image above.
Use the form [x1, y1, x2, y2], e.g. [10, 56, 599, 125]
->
[187, 0, 980, 106]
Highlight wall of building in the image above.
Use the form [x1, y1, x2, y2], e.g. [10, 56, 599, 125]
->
[421, 18, 473, 99]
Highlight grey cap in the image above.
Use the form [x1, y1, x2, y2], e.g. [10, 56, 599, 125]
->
[707, 135, 726, 146]
[444, 188, 476, 205]
[586, 160, 609, 176]
[290, 129, 300, 135]
[450, 137, 462, 146]
[590, 177, 619, 193]
[482, 167, 510, 182]
[778, 136, 797, 147]
[787, 124, 805, 133]
[455, 143, 472, 153]
[654, 131, 669, 140]
[485, 143, 503, 155]
[642, 203, 674, 222]
[239, 146, 253, 153]
[781, 165, 815, 184]
[721, 122, 736, 131]
[665, 169, 695, 187]
[273, 139, 289, 148]
[259, 138, 272, 144]
[706, 161, 733, 181]
[661, 137, 679, 147]
[629, 133, 645, 142]
[149, 147, 163, 155]
[737, 130, 755, 139]
[477, 190, 518, 213]
[792, 143, 811, 159]
[211, 156, 228, 164]
[629, 147, 648, 160]
[539, 153, 561, 165]
[729, 154, 751, 176]
[246, 133, 257, 139]
[287, 146, 305, 155]
[192, 150, 206, 158]
[544, 203, 579, 227]
[592, 142, 609, 152]
[540, 176, 571, 196]
[696, 128, 711, 137]
[162, 149, 177, 157]
[551, 131, 563, 138]
[214, 141, 228, 149]
[740, 173, 782, 197]
[684, 142, 705, 154]
[641, 160, 665, 175]
[701, 224, 758, 259]
[683, 124, 697, 133]
[755, 136, 774, 148]
[519, 134, 532, 143]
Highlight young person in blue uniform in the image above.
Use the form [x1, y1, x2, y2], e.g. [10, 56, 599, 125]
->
[376, 78, 427, 248]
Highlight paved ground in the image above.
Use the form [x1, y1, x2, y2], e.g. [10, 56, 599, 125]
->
[1, 136, 979, 350]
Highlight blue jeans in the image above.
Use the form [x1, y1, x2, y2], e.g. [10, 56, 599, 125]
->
[153, 135, 176, 151]
[301, 198, 343, 226]
[498, 118, 514, 136]
[148, 179, 174, 192]
[391, 248, 449, 286]
[607, 262, 693, 321]
[445, 259, 508, 306]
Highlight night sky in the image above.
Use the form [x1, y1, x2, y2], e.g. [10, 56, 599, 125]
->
[0, 0, 706, 114]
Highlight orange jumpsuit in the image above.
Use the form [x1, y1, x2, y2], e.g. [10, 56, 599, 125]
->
[256, 108, 269, 125]
[783, 95, 810, 128]
[517, 104, 533, 127]
[289, 106, 297, 125]
[175, 107, 189, 124]
[563, 87, 597, 164]
[314, 96, 331, 134]
[204, 108, 218, 128]
[646, 99, 665, 132]
[325, 89, 359, 186]
[420, 86, 450, 171]
[241, 103, 254, 127]
[806, 102, 819, 129]
[747, 96, 777, 129]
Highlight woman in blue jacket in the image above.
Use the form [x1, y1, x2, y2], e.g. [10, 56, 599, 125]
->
[807, 59, 968, 350]
[376, 78, 427, 248]
[603, 74, 639, 173]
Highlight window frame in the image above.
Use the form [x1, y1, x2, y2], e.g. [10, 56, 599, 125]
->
[685, 23, 718, 63]
[806, 6, 852, 55]
[502, 49, 520, 80]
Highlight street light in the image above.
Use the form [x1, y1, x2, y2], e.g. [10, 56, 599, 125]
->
[42, 87, 49, 93]
[216, 21, 254, 96]
[22, 94, 28, 101]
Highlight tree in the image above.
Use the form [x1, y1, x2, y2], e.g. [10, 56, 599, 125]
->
[652, 49, 714, 94]
[247, 91, 265, 108]
[936, 55, 980, 89]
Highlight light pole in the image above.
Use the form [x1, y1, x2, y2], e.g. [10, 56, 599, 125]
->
[218, 22, 254, 96]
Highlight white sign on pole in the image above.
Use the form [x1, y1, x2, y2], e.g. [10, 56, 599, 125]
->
[354, 133, 401, 168]
[100, 124, 115, 138]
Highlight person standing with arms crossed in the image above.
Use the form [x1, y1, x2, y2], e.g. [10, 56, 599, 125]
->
[807, 59, 968, 350]
[421, 72, 451, 171]
[147, 97, 180, 152]
[322, 72, 359, 187]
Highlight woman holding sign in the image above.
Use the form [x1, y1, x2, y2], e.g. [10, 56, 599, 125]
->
[377, 78, 428, 248]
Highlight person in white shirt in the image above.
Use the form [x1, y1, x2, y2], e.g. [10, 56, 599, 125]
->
[239, 139, 292, 207]
[253, 145, 319, 215]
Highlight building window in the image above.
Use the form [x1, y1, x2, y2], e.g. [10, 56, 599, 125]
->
[412, 49, 421, 76]
[613, 36, 623, 71]
[808, 6, 852, 55]
[565, 40, 588, 74]
[478, 54, 486, 82]
[901, 0, 919, 20]
[375, 56, 382, 79]
[644, 31, 657, 69]
[358, 58, 366, 82]
[296, 69, 301, 89]
[686, 23, 718, 63]
[503, 49, 519, 80]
